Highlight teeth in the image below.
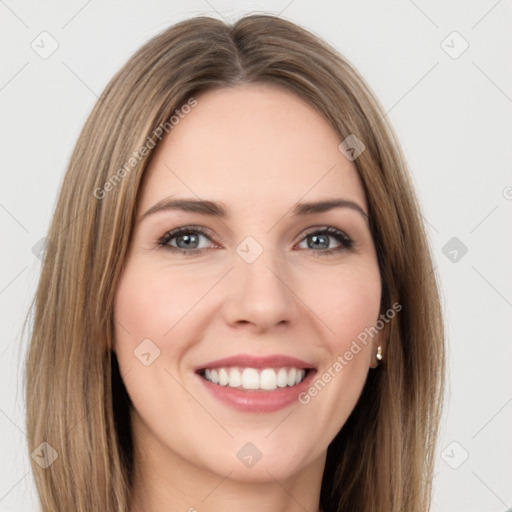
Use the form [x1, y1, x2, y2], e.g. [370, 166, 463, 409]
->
[242, 368, 259, 389]
[277, 368, 288, 387]
[287, 368, 296, 386]
[202, 367, 308, 390]
[260, 369, 277, 390]
[218, 368, 229, 386]
[228, 368, 242, 387]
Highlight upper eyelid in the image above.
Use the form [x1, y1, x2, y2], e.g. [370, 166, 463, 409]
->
[158, 226, 214, 245]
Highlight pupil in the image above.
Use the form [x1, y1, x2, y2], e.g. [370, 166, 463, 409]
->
[310, 234, 328, 249]
[178, 234, 198, 249]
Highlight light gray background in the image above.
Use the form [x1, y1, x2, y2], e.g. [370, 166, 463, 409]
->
[1, 1, 511, 511]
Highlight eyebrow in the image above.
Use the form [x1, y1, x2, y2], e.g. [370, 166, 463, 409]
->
[139, 197, 369, 222]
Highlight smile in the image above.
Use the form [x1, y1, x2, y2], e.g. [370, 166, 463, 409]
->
[199, 367, 309, 390]
[194, 353, 317, 412]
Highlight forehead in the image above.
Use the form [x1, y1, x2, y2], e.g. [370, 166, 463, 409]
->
[139, 83, 367, 214]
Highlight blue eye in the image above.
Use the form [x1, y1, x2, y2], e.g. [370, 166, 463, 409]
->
[158, 226, 213, 254]
[298, 226, 354, 254]
[158, 225, 354, 255]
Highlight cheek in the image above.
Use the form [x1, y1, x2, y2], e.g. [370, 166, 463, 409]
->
[307, 263, 382, 348]
[296, 267, 381, 425]
[112, 261, 198, 425]
[112, 258, 222, 400]
[113, 260, 205, 349]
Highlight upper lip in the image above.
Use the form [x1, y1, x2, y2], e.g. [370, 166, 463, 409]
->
[194, 353, 317, 371]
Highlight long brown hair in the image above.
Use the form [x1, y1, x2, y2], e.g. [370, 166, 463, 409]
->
[24, 14, 444, 512]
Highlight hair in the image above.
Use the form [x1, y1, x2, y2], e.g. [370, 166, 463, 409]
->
[23, 13, 445, 512]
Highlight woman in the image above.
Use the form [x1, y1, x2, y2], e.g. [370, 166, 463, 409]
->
[24, 13, 445, 512]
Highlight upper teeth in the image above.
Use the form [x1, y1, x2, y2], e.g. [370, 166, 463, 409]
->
[203, 367, 307, 390]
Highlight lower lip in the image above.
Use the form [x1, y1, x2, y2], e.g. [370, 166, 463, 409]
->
[196, 370, 317, 413]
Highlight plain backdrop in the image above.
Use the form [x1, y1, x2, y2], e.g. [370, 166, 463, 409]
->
[1, 1, 511, 511]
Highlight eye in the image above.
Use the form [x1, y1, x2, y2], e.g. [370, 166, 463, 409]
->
[296, 226, 354, 255]
[157, 225, 354, 256]
[158, 226, 216, 254]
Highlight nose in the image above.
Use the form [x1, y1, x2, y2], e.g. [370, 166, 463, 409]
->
[221, 243, 301, 333]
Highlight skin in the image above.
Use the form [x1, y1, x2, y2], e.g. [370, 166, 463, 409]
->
[113, 83, 386, 512]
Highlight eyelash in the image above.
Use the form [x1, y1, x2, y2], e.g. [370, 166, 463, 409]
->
[157, 225, 354, 256]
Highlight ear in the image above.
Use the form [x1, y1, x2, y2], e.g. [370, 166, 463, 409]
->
[369, 320, 389, 369]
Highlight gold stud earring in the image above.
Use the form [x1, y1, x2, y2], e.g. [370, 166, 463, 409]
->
[376, 345, 383, 362]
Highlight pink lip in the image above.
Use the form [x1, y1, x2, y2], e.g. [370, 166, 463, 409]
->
[195, 368, 317, 413]
[194, 353, 316, 371]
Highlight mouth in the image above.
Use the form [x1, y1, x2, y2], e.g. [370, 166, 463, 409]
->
[196, 366, 313, 391]
[193, 353, 317, 412]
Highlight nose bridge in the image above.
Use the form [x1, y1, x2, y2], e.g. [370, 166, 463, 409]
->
[236, 233, 290, 295]
[222, 233, 298, 329]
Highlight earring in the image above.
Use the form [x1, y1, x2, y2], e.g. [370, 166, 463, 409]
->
[376, 345, 383, 362]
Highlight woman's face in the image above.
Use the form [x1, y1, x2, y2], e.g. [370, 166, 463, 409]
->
[114, 83, 384, 483]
